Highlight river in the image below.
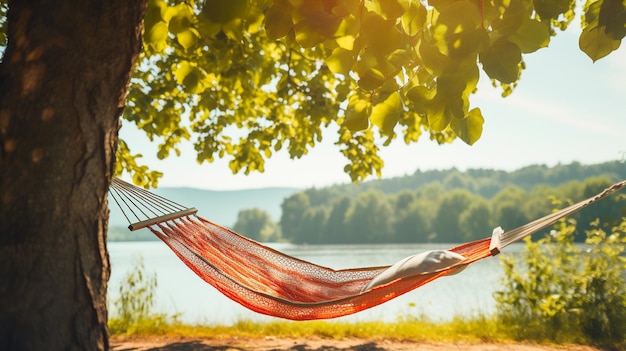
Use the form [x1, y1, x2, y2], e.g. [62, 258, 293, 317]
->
[108, 241, 525, 325]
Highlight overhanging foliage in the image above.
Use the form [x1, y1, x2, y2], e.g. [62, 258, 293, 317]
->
[5, 0, 619, 185]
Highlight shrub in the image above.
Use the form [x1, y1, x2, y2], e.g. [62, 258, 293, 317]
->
[495, 201, 626, 348]
[578, 218, 626, 345]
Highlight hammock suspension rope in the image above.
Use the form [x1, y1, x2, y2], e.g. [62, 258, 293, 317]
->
[109, 178, 198, 231]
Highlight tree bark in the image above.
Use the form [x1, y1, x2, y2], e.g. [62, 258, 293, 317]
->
[0, 1, 145, 350]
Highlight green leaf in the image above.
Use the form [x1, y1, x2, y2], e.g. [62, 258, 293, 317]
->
[334, 15, 360, 50]
[533, 0, 571, 20]
[432, 0, 486, 59]
[438, 1, 483, 29]
[166, 4, 194, 34]
[428, 0, 454, 9]
[479, 39, 522, 83]
[336, 35, 356, 51]
[264, 0, 293, 39]
[374, 0, 404, 20]
[325, 47, 355, 76]
[400, 0, 427, 36]
[427, 99, 453, 132]
[406, 85, 435, 114]
[197, 20, 221, 38]
[508, 18, 551, 53]
[582, 0, 602, 27]
[145, 21, 169, 52]
[419, 39, 452, 76]
[435, 64, 479, 119]
[361, 13, 402, 56]
[144, 0, 167, 31]
[202, 0, 248, 24]
[173, 61, 193, 85]
[371, 92, 402, 135]
[491, 0, 526, 35]
[222, 18, 245, 41]
[450, 107, 484, 145]
[579, 24, 622, 61]
[177, 29, 199, 50]
[578, 0, 622, 61]
[387, 49, 412, 72]
[344, 94, 372, 132]
[599, 0, 626, 40]
[294, 17, 329, 48]
[357, 66, 386, 91]
[173, 61, 206, 93]
[292, 2, 342, 48]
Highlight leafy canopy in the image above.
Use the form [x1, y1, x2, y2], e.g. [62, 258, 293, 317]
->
[2, 0, 621, 186]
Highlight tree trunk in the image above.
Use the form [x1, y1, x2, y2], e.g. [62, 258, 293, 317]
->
[0, 1, 145, 350]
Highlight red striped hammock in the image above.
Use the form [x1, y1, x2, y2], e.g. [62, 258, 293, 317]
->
[109, 178, 625, 320]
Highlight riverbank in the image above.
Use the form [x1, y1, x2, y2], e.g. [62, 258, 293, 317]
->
[111, 336, 604, 351]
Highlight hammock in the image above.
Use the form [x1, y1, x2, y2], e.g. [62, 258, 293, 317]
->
[109, 178, 626, 320]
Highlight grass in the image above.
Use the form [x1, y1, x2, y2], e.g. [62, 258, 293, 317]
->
[108, 313, 511, 344]
[109, 312, 626, 350]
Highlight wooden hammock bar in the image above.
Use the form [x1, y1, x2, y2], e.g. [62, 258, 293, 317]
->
[128, 207, 198, 231]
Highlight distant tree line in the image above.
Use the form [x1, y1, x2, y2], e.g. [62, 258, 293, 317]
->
[232, 208, 281, 242]
[277, 177, 624, 244]
[233, 161, 626, 244]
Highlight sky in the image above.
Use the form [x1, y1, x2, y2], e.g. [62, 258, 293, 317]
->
[119, 26, 626, 191]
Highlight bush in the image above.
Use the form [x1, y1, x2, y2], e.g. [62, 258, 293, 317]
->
[578, 218, 626, 345]
[495, 203, 626, 348]
[108, 255, 179, 335]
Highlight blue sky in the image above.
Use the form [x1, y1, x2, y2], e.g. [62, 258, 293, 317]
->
[120, 27, 626, 190]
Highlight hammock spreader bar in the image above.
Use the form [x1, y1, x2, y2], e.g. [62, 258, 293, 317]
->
[108, 177, 626, 320]
[128, 208, 198, 231]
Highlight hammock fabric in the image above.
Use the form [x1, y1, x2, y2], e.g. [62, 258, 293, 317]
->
[109, 178, 626, 320]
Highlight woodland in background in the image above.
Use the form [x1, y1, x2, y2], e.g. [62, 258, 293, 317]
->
[231, 161, 626, 244]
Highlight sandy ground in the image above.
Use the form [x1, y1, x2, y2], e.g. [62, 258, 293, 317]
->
[111, 336, 604, 351]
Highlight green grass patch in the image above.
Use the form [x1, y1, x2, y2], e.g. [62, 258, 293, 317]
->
[109, 314, 510, 344]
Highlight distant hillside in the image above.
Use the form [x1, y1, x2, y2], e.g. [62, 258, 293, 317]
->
[302, 160, 626, 205]
[108, 186, 299, 239]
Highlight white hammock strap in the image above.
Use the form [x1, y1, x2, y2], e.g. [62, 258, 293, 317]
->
[494, 179, 626, 251]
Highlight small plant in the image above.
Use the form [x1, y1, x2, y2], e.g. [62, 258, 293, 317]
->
[108, 255, 179, 335]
